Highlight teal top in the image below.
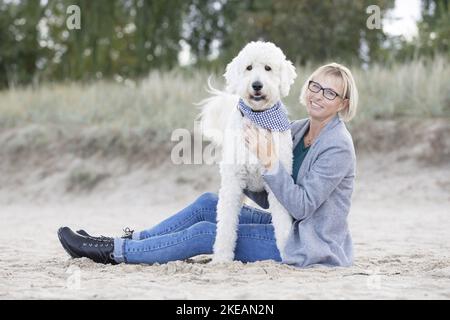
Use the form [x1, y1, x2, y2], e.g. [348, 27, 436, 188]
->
[291, 134, 310, 180]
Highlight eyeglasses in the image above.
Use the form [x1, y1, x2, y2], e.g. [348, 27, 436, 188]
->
[308, 80, 343, 101]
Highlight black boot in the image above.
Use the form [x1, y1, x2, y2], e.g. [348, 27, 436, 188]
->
[76, 227, 134, 241]
[57, 227, 117, 265]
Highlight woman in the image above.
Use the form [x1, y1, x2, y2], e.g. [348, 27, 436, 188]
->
[58, 62, 358, 268]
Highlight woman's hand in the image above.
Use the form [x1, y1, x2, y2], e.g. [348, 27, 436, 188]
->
[244, 123, 278, 170]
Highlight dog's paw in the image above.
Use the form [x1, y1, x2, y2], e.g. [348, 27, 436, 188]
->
[210, 253, 234, 264]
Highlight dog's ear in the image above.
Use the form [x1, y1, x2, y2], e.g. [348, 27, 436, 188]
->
[279, 59, 297, 97]
[223, 55, 240, 93]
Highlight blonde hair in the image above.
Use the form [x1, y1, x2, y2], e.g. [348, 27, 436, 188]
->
[299, 63, 358, 122]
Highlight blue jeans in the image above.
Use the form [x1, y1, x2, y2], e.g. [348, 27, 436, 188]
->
[113, 192, 281, 264]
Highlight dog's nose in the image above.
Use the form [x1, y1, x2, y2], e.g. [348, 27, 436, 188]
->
[252, 81, 263, 91]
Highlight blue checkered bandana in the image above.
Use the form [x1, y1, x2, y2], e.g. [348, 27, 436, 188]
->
[238, 98, 291, 132]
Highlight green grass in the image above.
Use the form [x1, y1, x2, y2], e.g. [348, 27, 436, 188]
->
[66, 164, 110, 192]
[0, 58, 449, 143]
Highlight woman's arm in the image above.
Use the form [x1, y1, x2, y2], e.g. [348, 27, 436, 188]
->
[263, 144, 354, 221]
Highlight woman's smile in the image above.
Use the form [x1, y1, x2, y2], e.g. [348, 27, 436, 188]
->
[310, 100, 324, 110]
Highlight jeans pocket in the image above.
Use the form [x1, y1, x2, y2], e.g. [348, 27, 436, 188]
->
[251, 208, 272, 224]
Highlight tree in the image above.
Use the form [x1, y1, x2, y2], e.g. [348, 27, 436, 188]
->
[181, 0, 395, 66]
[418, 0, 449, 57]
[0, 0, 46, 87]
[132, 0, 187, 74]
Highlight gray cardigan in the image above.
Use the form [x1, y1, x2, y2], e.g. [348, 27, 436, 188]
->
[245, 114, 356, 268]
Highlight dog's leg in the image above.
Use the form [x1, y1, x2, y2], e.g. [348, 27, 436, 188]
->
[266, 131, 293, 260]
[267, 191, 293, 260]
[212, 170, 245, 263]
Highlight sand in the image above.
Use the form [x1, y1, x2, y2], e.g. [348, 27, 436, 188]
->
[1, 121, 450, 299]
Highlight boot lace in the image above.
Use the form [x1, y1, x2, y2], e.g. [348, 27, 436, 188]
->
[122, 227, 134, 239]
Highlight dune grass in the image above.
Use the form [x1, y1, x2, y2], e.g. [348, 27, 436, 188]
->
[0, 57, 448, 143]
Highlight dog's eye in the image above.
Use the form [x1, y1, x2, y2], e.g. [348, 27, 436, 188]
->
[246, 65, 252, 71]
[265, 65, 272, 71]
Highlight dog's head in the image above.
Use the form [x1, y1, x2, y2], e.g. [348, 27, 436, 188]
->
[223, 41, 297, 111]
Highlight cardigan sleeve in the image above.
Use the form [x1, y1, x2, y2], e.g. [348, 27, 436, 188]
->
[262, 144, 353, 221]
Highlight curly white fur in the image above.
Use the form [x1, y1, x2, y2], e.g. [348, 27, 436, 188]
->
[197, 41, 297, 263]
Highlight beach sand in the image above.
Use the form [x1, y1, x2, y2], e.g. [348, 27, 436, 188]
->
[1, 120, 449, 299]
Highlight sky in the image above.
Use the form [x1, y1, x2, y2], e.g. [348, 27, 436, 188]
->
[383, 0, 422, 40]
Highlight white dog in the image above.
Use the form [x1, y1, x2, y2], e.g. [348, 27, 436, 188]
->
[198, 41, 297, 263]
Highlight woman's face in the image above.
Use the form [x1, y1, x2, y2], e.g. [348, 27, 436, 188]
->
[305, 74, 348, 122]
